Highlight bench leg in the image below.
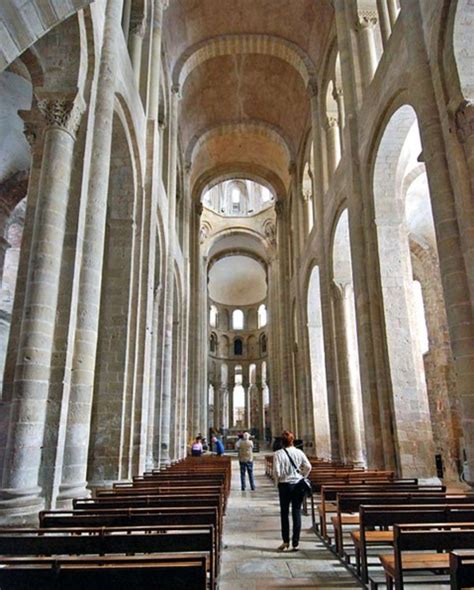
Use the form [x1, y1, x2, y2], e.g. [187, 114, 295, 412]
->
[385, 573, 394, 590]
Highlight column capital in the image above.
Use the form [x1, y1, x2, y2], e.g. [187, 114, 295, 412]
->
[307, 77, 318, 98]
[275, 200, 285, 217]
[171, 84, 182, 99]
[326, 115, 339, 130]
[195, 202, 204, 216]
[130, 18, 146, 37]
[356, 13, 378, 31]
[35, 89, 85, 139]
[455, 99, 474, 144]
[18, 110, 43, 148]
[332, 85, 344, 101]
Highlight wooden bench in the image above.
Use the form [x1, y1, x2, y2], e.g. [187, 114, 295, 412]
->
[333, 492, 468, 557]
[0, 525, 216, 587]
[352, 504, 474, 584]
[0, 554, 208, 590]
[378, 523, 474, 590]
[40, 507, 222, 555]
[450, 550, 474, 590]
[317, 484, 444, 539]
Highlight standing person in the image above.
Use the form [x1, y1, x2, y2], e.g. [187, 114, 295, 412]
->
[212, 436, 225, 456]
[272, 430, 311, 551]
[191, 435, 203, 457]
[236, 432, 255, 491]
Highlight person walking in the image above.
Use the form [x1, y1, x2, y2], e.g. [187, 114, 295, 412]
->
[272, 430, 311, 551]
[236, 432, 255, 491]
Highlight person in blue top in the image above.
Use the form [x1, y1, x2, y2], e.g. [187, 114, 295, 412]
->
[211, 436, 225, 456]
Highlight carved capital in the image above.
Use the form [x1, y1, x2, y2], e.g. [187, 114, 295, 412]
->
[35, 90, 85, 138]
[195, 202, 204, 216]
[455, 99, 474, 144]
[306, 77, 318, 98]
[171, 84, 182, 100]
[302, 188, 312, 202]
[332, 86, 343, 101]
[326, 116, 339, 130]
[129, 18, 146, 37]
[356, 13, 378, 31]
[275, 200, 285, 217]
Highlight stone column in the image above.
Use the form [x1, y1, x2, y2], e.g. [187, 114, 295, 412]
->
[147, 0, 167, 121]
[220, 384, 229, 430]
[256, 380, 265, 441]
[356, 15, 378, 88]
[376, 0, 391, 48]
[56, 0, 124, 505]
[0, 238, 10, 286]
[331, 282, 365, 465]
[0, 91, 84, 520]
[387, 0, 398, 27]
[401, 0, 474, 482]
[159, 85, 180, 468]
[309, 80, 339, 460]
[242, 380, 252, 429]
[333, 86, 345, 153]
[129, 20, 145, 87]
[227, 382, 234, 429]
[326, 116, 341, 178]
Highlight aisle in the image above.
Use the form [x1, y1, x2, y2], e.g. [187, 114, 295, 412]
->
[219, 455, 360, 590]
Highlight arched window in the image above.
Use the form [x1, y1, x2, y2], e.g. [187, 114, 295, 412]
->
[234, 338, 243, 356]
[257, 304, 267, 328]
[210, 333, 217, 353]
[260, 333, 267, 354]
[232, 309, 244, 330]
[231, 187, 241, 213]
[209, 305, 218, 327]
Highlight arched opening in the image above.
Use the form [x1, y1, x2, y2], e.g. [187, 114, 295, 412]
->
[233, 365, 245, 428]
[306, 265, 331, 458]
[209, 304, 218, 328]
[257, 303, 267, 328]
[373, 104, 459, 479]
[234, 337, 243, 356]
[332, 209, 365, 465]
[453, 0, 474, 99]
[232, 309, 244, 330]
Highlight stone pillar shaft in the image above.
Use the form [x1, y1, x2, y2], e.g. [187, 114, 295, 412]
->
[326, 117, 340, 178]
[0, 93, 83, 518]
[331, 282, 364, 465]
[376, 0, 391, 48]
[159, 86, 179, 467]
[356, 17, 378, 88]
[57, 0, 124, 504]
[147, 0, 166, 121]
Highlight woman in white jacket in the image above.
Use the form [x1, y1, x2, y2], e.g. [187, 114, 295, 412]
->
[272, 430, 311, 551]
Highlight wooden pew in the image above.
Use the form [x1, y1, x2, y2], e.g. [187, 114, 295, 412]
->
[352, 504, 474, 584]
[0, 554, 208, 590]
[40, 506, 221, 554]
[0, 525, 215, 588]
[450, 550, 474, 590]
[317, 484, 444, 539]
[333, 492, 469, 557]
[378, 523, 474, 590]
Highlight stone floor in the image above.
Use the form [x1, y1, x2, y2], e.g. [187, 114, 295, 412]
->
[219, 455, 361, 590]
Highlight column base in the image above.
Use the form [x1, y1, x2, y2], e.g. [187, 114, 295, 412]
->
[0, 487, 45, 525]
[55, 481, 91, 508]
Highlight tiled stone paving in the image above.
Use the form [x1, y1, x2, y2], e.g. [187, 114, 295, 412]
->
[219, 455, 360, 590]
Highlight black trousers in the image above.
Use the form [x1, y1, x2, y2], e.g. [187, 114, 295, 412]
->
[278, 482, 303, 545]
